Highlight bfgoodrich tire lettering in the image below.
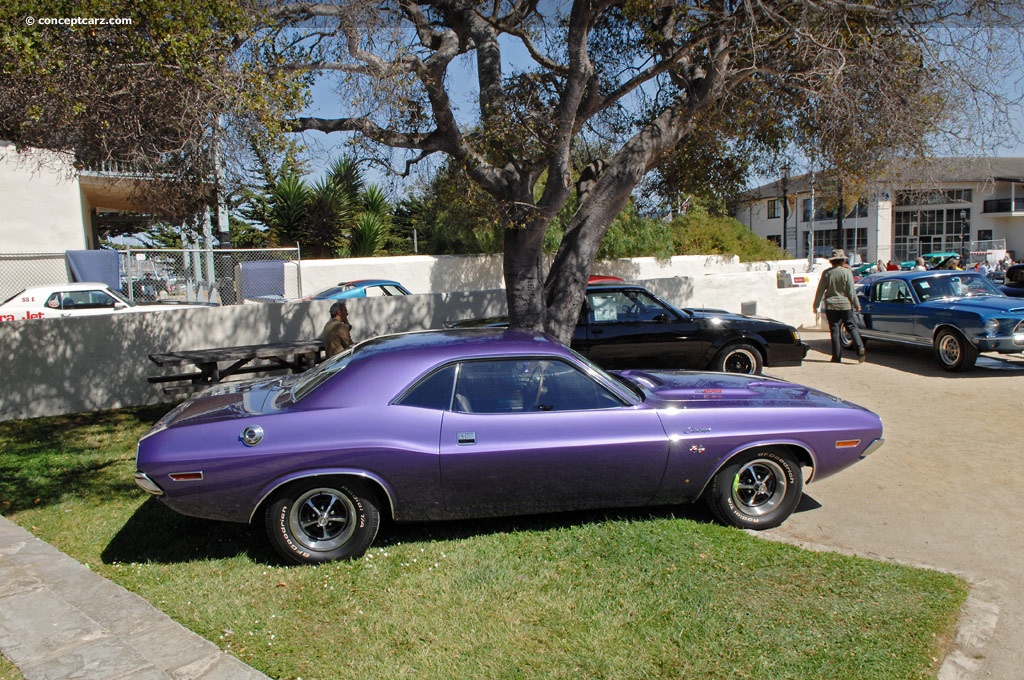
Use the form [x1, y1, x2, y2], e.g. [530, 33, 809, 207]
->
[705, 448, 802, 530]
[266, 479, 380, 564]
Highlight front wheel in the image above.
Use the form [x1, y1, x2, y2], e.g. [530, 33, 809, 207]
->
[711, 343, 763, 374]
[266, 479, 380, 564]
[933, 329, 977, 372]
[704, 448, 803, 530]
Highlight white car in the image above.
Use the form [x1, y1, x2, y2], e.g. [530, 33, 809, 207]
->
[0, 283, 207, 323]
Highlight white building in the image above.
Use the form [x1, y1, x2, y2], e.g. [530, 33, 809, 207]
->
[733, 157, 1024, 265]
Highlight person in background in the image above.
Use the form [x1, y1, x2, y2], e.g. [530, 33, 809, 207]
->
[323, 301, 353, 357]
[939, 256, 962, 270]
[813, 248, 866, 364]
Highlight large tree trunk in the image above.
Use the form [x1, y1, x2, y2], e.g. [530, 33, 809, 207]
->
[542, 168, 638, 344]
[542, 111, 696, 344]
[503, 216, 551, 332]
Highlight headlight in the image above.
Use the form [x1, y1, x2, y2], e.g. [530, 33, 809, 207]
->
[984, 319, 999, 336]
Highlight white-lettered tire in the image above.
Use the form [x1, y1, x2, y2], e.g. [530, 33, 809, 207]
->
[711, 343, 763, 374]
[266, 479, 380, 564]
[705, 448, 803, 530]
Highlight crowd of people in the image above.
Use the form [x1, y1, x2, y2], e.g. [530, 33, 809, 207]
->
[858, 253, 1015, 275]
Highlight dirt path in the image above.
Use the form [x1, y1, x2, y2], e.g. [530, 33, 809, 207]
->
[764, 330, 1023, 679]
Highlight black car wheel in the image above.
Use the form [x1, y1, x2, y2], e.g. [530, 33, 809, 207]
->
[712, 343, 763, 374]
[266, 479, 380, 564]
[933, 328, 978, 372]
[705, 448, 803, 530]
[839, 324, 854, 350]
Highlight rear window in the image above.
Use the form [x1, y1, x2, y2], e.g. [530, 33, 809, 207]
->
[291, 348, 355, 400]
[1, 290, 27, 305]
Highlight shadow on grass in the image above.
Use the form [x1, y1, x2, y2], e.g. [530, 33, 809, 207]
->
[105, 495, 775, 566]
[101, 498, 278, 565]
[0, 404, 170, 514]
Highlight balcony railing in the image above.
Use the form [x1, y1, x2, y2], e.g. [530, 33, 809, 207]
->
[982, 197, 1024, 213]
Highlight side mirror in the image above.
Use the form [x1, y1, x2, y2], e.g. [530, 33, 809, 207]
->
[654, 313, 671, 323]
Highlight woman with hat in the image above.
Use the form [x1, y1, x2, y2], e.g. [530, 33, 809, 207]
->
[812, 248, 866, 364]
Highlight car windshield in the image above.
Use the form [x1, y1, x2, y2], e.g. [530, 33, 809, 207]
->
[566, 346, 644, 403]
[1, 289, 26, 305]
[312, 286, 348, 299]
[911, 273, 1003, 301]
[106, 287, 133, 306]
[291, 348, 356, 400]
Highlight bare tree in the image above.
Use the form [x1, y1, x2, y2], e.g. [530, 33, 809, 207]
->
[255, 0, 1021, 341]
[4, 2, 1021, 337]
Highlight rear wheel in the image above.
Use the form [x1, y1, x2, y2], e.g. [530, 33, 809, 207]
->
[705, 448, 803, 530]
[266, 479, 380, 564]
[839, 324, 854, 350]
[711, 343, 763, 374]
[838, 323, 867, 350]
[933, 328, 977, 372]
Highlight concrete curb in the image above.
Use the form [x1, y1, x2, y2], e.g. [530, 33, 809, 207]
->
[0, 515, 269, 680]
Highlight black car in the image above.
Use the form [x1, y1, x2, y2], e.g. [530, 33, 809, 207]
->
[451, 283, 808, 374]
[999, 264, 1024, 297]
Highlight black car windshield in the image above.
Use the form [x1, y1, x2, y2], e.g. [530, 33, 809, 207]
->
[912, 273, 1003, 301]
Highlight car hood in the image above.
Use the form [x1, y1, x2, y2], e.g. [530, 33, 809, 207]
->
[687, 309, 785, 327]
[616, 369, 858, 410]
[921, 296, 1024, 314]
[147, 376, 296, 433]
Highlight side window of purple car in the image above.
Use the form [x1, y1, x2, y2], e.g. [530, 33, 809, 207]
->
[394, 365, 457, 411]
[451, 359, 625, 414]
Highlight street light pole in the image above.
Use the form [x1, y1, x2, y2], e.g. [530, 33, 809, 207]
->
[781, 165, 790, 255]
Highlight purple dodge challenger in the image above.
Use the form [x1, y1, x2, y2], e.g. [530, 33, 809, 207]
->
[135, 328, 883, 564]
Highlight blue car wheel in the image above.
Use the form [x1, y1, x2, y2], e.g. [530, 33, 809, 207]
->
[933, 328, 978, 372]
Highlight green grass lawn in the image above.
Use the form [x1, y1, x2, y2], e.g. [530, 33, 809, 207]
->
[0, 655, 24, 680]
[1, 406, 967, 679]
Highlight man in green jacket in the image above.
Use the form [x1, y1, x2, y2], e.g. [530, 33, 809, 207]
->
[813, 249, 866, 364]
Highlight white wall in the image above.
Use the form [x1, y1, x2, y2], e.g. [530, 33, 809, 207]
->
[296, 253, 802, 296]
[0, 260, 822, 422]
[0, 143, 87, 252]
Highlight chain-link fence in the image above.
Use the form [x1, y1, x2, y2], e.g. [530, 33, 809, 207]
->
[0, 252, 70, 302]
[119, 247, 303, 305]
[0, 248, 303, 305]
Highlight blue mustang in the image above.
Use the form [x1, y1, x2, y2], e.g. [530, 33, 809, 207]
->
[309, 279, 411, 300]
[843, 270, 1024, 371]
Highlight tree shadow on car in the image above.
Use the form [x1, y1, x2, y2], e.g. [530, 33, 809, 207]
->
[102, 498, 730, 566]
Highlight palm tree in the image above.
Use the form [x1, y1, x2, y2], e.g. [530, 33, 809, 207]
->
[348, 212, 388, 257]
[266, 171, 310, 247]
[304, 176, 353, 258]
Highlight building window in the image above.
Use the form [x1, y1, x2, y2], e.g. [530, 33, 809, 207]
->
[813, 227, 867, 259]
[895, 189, 972, 207]
[802, 198, 869, 223]
[892, 208, 970, 261]
[767, 199, 781, 219]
